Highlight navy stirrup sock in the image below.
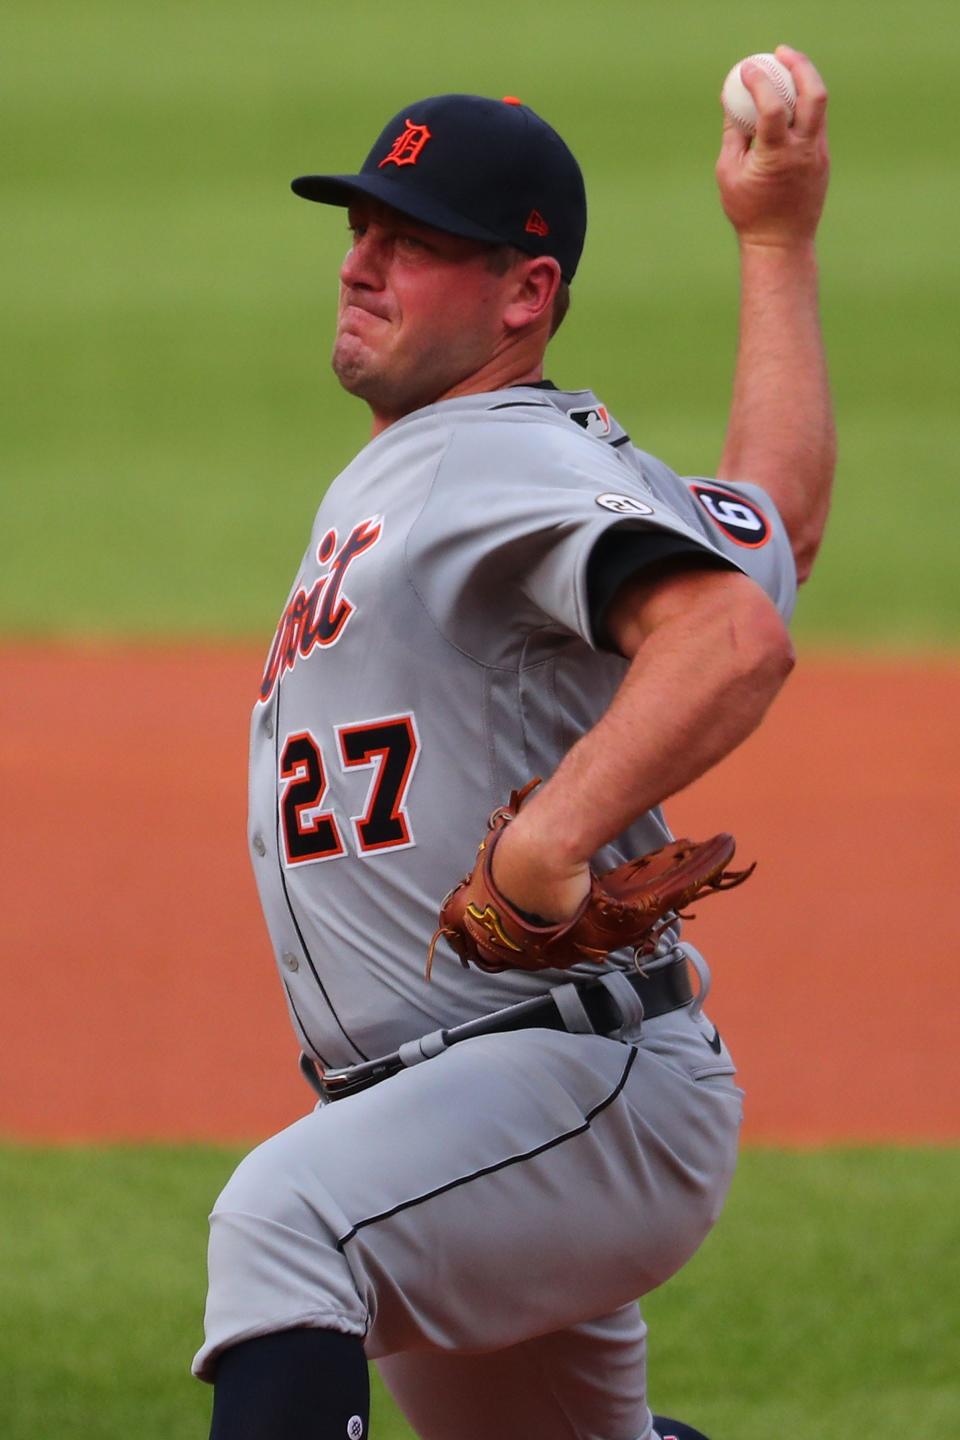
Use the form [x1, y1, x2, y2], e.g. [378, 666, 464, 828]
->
[209, 1328, 369, 1440]
[652, 1417, 712, 1440]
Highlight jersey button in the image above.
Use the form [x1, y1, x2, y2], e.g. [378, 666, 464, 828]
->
[252, 834, 266, 856]
[282, 952, 299, 972]
[265, 715, 274, 738]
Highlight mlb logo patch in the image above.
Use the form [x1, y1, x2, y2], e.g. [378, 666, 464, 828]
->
[569, 404, 612, 438]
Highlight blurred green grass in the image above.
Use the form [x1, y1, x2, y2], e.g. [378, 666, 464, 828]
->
[1, 1142, 957, 1437]
[4, 0, 959, 645]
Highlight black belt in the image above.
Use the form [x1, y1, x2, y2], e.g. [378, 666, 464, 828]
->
[299, 955, 693, 1105]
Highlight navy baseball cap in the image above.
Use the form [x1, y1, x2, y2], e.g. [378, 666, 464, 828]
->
[291, 94, 587, 283]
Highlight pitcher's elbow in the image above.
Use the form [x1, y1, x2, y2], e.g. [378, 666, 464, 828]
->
[738, 590, 796, 693]
[793, 534, 823, 586]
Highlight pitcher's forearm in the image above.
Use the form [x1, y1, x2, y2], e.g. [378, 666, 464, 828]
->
[714, 46, 834, 583]
[491, 577, 795, 918]
[718, 240, 835, 580]
[528, 602, 790, 861]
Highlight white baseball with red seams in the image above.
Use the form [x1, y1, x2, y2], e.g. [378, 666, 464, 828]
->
[721, 53, 797, 135]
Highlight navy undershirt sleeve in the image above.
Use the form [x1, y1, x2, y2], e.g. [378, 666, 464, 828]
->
[587, 530, 735, 652]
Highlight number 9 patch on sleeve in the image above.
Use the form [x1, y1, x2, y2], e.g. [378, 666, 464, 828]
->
[690, 483, 771, 548]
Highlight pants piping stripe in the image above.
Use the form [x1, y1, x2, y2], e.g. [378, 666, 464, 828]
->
[336, 1044, 638, 1251]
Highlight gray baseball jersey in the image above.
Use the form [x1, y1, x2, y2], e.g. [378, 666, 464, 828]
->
[197, 386, 796, 1438]
[246, 386, 794, 1067]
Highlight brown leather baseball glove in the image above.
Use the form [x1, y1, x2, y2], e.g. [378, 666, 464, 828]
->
[427, 779, 754, 976]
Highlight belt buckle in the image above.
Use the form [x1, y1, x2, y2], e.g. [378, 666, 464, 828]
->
[299, 1052, 336, 1103]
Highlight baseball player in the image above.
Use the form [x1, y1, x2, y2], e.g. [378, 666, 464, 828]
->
[195, 49, 832, 1440]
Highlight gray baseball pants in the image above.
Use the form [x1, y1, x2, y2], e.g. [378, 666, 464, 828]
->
[194, 1008, 742, 1440]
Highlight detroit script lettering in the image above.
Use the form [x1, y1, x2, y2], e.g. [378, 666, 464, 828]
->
[259, 517, 382, 702]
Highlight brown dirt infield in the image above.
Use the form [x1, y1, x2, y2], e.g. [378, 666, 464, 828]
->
[1, 644, 957, 1145]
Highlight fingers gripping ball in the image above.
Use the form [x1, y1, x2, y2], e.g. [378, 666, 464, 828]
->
[721, 53, 797, 135]
[427, 779, 755, 976]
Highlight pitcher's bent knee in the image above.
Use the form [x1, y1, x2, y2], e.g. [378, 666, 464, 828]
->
[192, 1130, 368, 1381]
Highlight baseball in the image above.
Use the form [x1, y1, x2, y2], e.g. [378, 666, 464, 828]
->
[721, 53, 797, 135]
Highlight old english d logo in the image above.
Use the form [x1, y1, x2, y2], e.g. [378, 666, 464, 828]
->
[379, 120, 433, 168]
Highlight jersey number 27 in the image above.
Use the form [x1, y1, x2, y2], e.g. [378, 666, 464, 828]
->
[279, 714, 419, 865]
